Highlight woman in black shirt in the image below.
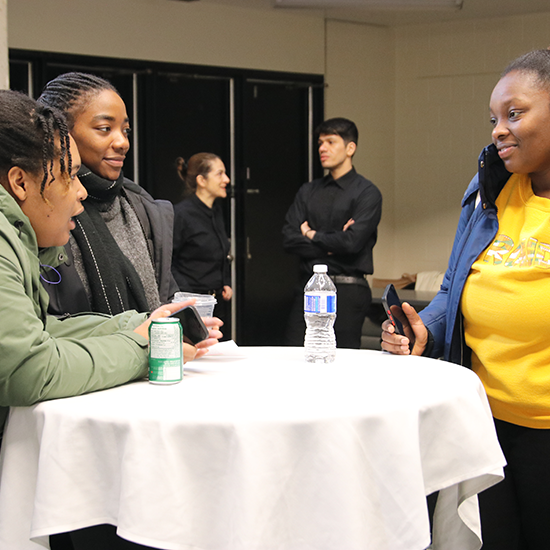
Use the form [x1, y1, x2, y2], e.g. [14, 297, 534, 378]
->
[172, 153, 232, 332]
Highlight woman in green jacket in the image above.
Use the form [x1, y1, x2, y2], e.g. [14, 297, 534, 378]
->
[0, 89, 218, 440]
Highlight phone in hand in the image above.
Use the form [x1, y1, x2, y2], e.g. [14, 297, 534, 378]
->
[170, 305, 210, 345]
[381, 284, 404, 336]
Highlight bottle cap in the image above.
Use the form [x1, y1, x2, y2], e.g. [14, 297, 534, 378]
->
[313, 264, 328, 273]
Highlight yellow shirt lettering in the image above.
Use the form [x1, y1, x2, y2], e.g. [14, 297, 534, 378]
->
[462, 174, 550, 428]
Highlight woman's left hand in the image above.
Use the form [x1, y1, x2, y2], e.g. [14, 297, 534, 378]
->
[183, 343, 199, 363]
[185, 318, 224, 360]
[193, 317, 224, 358]
[380, 302, 428, 356]
[222, 286, 233, 301]
[186, 318, 224, 360]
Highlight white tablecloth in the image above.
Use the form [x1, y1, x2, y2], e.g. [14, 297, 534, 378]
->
[0, 346, 505, 550]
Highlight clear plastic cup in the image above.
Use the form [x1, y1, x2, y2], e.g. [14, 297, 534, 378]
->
[172, 292, 217, 318]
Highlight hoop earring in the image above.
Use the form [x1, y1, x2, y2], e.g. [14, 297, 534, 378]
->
[40, 264, 62, 285]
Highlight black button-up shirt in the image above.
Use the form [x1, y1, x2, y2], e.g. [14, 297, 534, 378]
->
[282, 167, 382, 280]
[171, 194, 231, 293]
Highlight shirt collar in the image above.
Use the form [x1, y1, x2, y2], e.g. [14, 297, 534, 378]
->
[191, 193, 214, 216]
[324, 167, 356, 189]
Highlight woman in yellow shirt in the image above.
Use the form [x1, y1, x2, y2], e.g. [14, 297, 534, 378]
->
[382, 49, 550, 549]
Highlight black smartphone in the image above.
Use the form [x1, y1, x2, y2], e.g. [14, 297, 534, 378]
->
[381, 284, 404, 336]
[170, 305, 210, 345]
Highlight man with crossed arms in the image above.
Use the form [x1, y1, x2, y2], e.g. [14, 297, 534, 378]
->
[283, 117, 382, 349]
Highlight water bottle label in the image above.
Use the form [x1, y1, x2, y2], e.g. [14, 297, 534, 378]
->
[304, 292, 336, 314]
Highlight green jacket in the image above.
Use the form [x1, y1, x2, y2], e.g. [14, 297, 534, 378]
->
[0, 185, 150, 435]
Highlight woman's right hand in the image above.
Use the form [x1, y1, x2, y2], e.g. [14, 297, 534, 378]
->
[380, 302, 429, 356]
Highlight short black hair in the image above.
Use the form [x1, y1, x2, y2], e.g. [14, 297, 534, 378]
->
[38, 72, 118, 129]
[315, 117, 358, 146]
[0, 90, 72, 197]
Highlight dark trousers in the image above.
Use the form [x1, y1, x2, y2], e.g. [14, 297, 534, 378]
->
[478, 418, 550, 549]
[285, 282, 371, 349]
[213, 296, 231, 342]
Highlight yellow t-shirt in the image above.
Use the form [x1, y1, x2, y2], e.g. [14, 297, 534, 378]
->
[462, 173, 550, 428]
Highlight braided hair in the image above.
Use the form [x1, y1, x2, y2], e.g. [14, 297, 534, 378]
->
[38, 72, 118, 129]
[0, 90, 72, 198]
[176, 153, 220, 197]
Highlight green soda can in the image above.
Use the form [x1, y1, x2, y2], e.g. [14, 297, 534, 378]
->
[148, 317, 183, 384]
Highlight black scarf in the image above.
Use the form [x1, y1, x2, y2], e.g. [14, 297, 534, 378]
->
[71, 166, 150, 315]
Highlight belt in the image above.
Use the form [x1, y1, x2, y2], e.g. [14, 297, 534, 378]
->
[206, 288, 224, 299]
[329, 275, 368, 287]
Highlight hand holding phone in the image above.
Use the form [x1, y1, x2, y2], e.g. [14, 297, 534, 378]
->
[170, 305, 210, 345]
[381, 284, 404, 336]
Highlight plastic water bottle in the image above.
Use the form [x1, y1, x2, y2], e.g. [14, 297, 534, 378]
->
[304, 264, 337, 363]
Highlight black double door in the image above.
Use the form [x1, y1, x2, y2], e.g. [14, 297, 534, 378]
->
[9, 52, 323, 345]
[237, 80, 320, 345]
[143, 74, 323, 344]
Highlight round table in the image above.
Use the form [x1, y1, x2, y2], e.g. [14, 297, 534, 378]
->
[0, 346, 505, 550]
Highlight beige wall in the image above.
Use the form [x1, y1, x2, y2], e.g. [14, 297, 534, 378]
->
[325, 20, 396, 278]
[8, 1, 550, 280]
[8, 0, 324, 75]
[0, 0, 7, 89]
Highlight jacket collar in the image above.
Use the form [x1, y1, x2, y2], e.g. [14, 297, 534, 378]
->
[462, 143, 512, 209]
